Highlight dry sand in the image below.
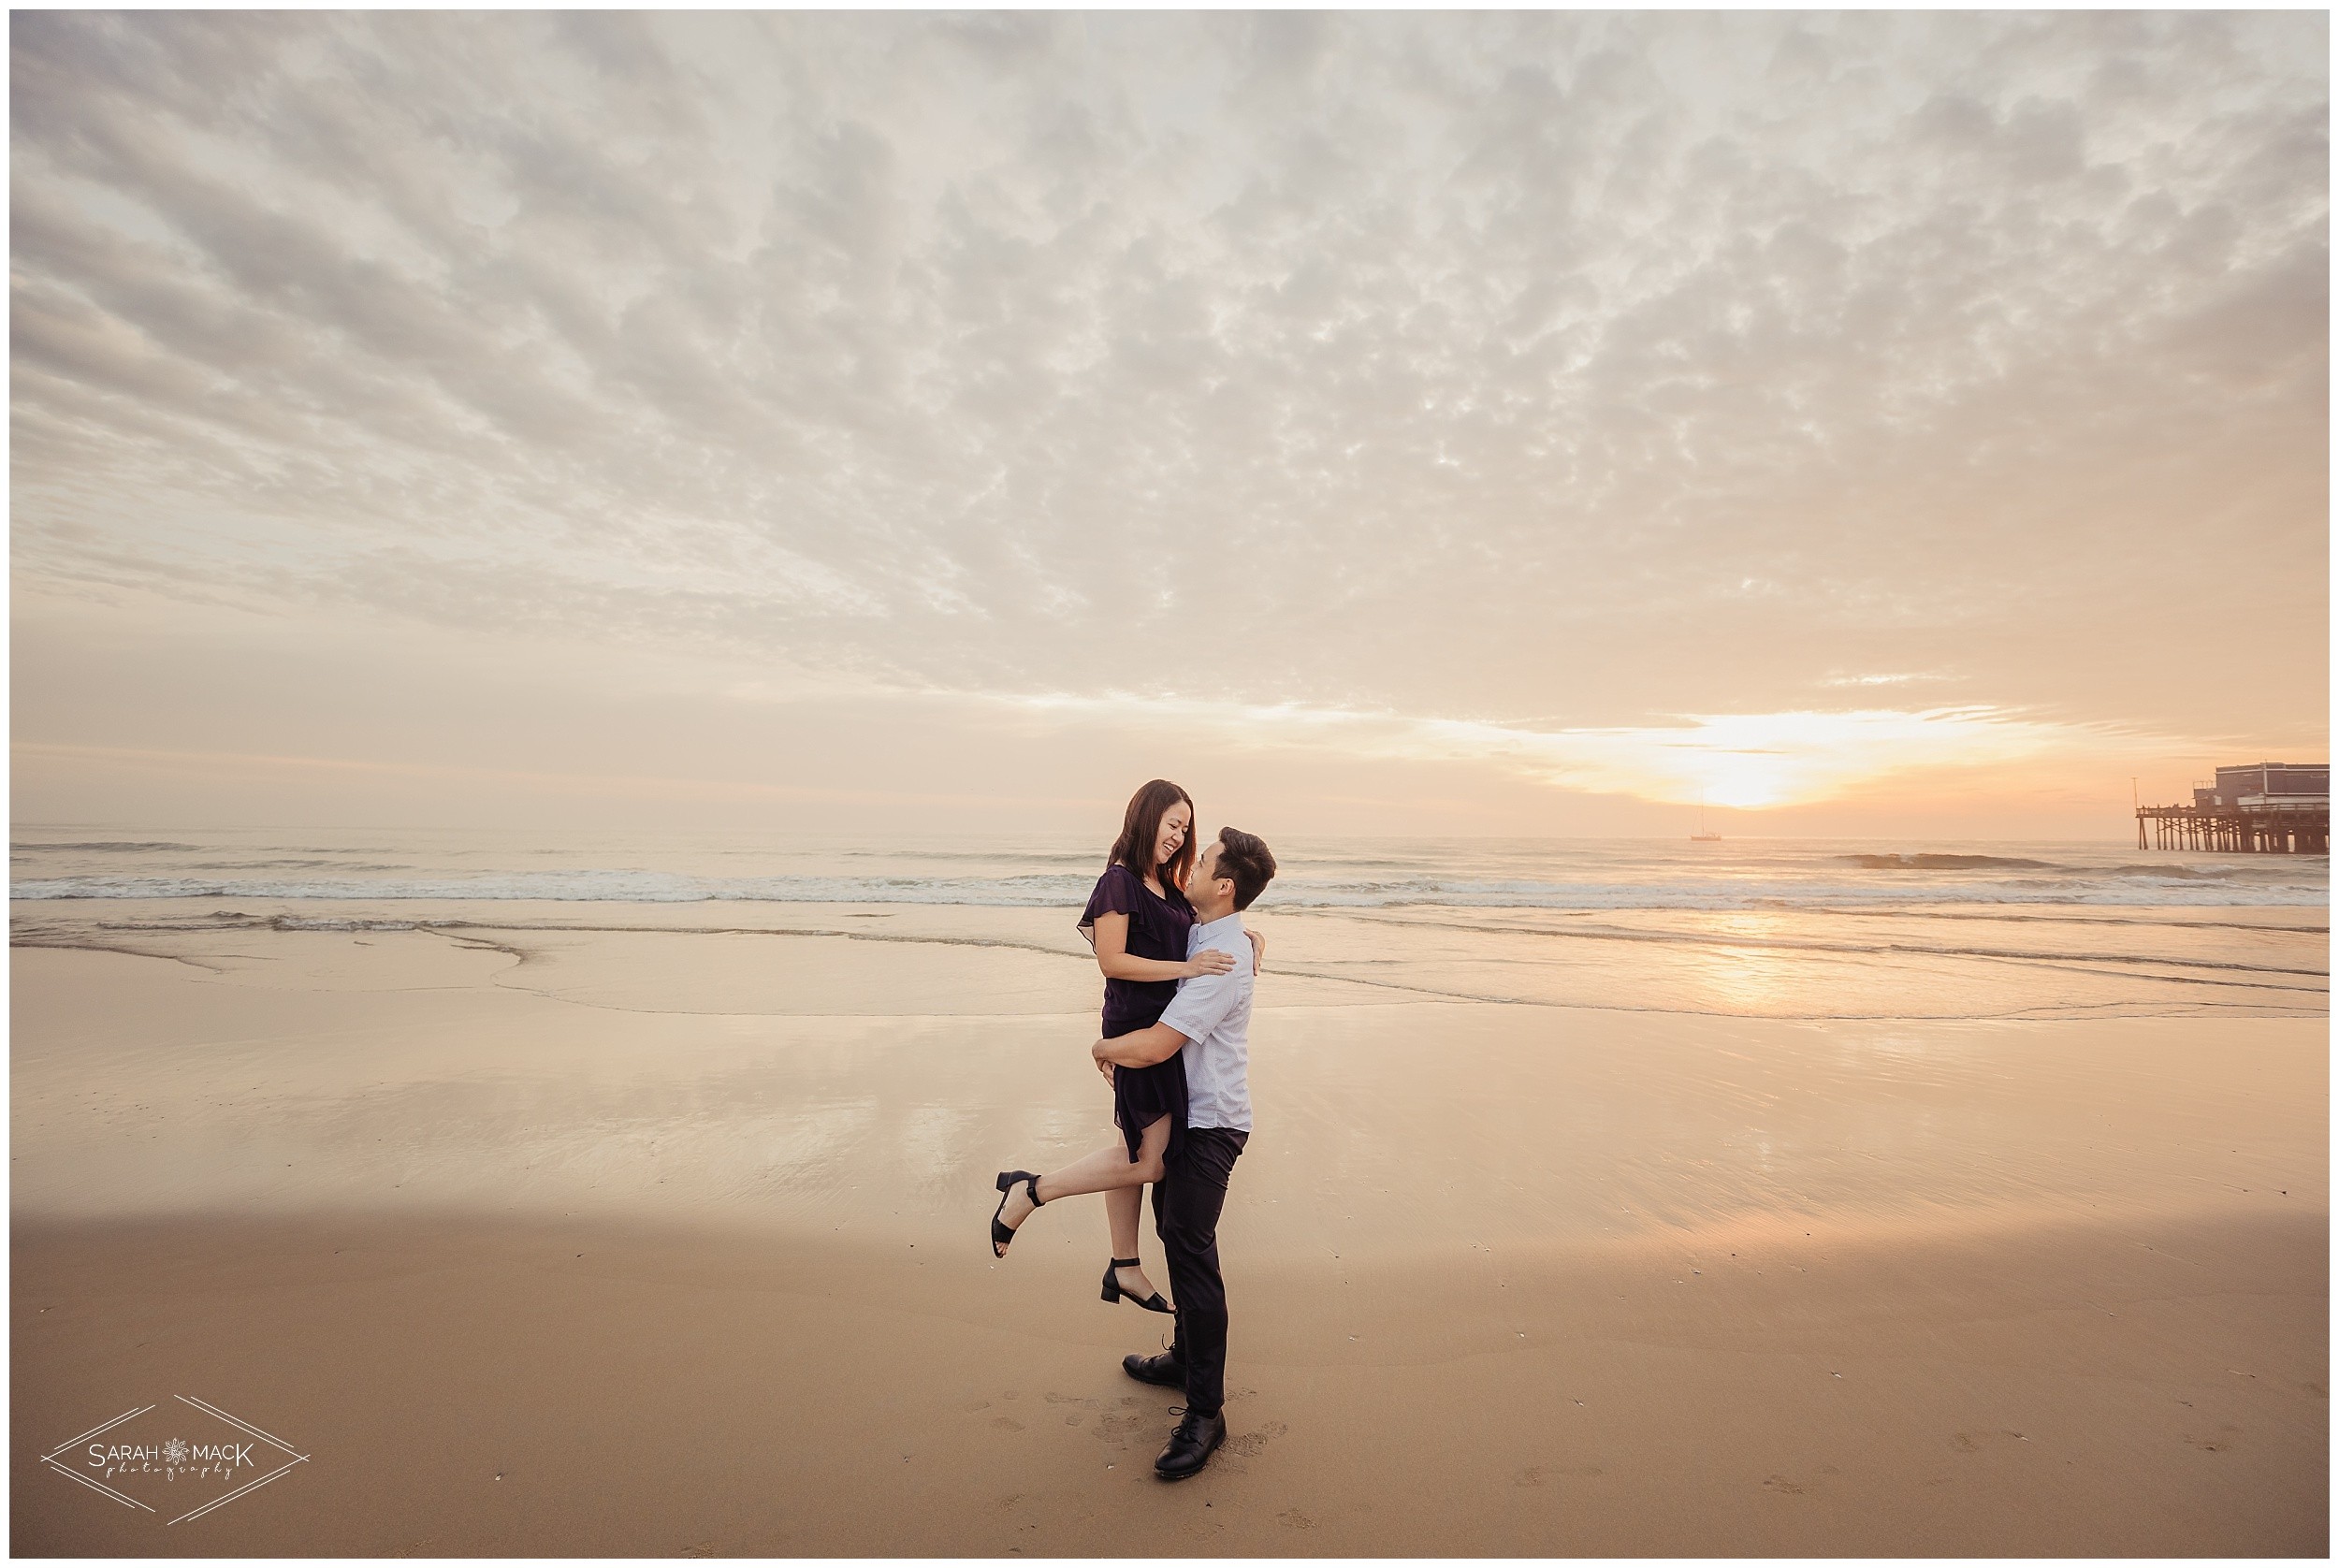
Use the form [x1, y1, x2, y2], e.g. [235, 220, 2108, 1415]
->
[10, 905, 2328, 1555]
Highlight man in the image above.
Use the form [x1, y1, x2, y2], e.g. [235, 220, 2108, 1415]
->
[1091, 825, 1277, 1481]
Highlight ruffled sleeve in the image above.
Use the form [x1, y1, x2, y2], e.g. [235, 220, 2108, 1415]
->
[1078, 864, 1140, 947]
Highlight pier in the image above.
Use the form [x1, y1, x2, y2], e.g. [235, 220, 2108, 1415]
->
[2136, 761, 2329, 853]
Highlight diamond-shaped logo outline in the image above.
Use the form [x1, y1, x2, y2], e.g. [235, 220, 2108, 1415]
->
[39, 1396, 310, 1525]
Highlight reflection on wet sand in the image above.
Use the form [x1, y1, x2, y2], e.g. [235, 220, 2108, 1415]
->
[1684, 909, 1806, 1014]
[10, 912, 2326, 1247]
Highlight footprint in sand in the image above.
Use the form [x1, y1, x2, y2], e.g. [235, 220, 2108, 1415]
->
[2184, 1424, 2241, 1453]
[1224, 1419, 1288, 1459]
[1092, 1412, 1145, 1444]
[1518, 1463, 1603, 1485]
[1278, 1508, 1316, 1530]
[991, 1416, 1024, 1431]
[1763, 1474, 1809, 1495]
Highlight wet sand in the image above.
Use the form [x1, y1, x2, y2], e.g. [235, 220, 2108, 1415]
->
[9, 907, 2329, 1554]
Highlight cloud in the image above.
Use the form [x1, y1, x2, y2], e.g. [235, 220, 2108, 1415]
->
[10, 11, 2326, 761]
[970, 690, 2162, 809]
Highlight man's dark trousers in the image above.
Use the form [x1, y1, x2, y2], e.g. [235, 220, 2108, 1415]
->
[1150, 1126, 1248, 1416]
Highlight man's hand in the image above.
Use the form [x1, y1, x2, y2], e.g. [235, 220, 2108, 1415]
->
[1092, 1038, 1116, 1084]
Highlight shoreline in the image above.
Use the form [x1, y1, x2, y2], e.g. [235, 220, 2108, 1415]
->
[9, 892, 2326, 1024]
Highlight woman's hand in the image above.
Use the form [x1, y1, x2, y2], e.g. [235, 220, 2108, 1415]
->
[1245, 928, 1266, 973]
[1180, 948, 1237, 979]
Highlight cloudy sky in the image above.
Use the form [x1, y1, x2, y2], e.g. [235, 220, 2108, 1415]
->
[10, 11, 2328, 836]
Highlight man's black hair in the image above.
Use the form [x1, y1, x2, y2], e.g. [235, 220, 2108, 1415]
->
[1213, 827, 1276, 911]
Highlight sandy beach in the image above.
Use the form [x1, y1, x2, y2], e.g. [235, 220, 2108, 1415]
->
[9, 887, 2327, 1556]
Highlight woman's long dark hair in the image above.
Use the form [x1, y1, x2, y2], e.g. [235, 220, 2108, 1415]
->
[1108, 778, 1197, 893]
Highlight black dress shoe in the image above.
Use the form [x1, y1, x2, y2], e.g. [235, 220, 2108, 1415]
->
[1122, 1350, 1184, 1388]
[1154, 1408, 1226, 1481]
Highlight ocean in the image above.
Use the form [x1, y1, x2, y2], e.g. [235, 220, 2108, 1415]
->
[10, 825, 2327, 1021]
[10, 826, 2329, 910]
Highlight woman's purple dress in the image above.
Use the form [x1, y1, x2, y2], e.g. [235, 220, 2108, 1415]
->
[1080, 863, 1194, 1161]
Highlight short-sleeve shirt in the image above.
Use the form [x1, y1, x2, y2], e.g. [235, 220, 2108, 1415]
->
[1079, 864, 1196, 1038]
[1158, 911, 1256, 1132]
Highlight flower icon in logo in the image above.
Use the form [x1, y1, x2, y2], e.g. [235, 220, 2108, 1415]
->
[162, 1439, 189, 1467]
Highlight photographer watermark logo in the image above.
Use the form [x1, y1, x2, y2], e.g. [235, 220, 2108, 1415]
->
[39, 1396, 310, 1525]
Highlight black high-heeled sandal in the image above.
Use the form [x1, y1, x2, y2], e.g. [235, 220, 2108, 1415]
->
[989, 1171, 1042, 1257]
[1101, 1256, 1172, 1314]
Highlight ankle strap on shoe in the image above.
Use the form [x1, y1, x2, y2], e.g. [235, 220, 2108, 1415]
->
[1111, 1256, 1140, 1268]
[1024, 1175, 1044, 1206]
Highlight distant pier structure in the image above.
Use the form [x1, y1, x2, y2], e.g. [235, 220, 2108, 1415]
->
[2137, 762, 2328, 853]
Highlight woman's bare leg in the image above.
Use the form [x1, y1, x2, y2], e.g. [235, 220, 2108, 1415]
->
[1104, 1183, 1143, 1262]
[1102, 1124, 1169, 1303]
[997, 1115, 1170, 1304]
[1029, 1120, 1165, 1205]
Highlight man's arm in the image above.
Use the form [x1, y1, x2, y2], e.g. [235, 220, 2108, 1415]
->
[1096, 951, 1245, 1074]
[1095, 1021, 1192, 1069]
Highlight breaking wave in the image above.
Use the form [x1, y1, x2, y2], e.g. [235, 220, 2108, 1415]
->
[1840, 853, 2056, 870]
[11, 831, 2322, 913]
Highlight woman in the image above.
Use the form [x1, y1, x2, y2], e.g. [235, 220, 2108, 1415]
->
[986, 778, 1257, 1313]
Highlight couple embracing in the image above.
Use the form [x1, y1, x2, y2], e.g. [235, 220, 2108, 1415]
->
[986, 778, 1277, 1481]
